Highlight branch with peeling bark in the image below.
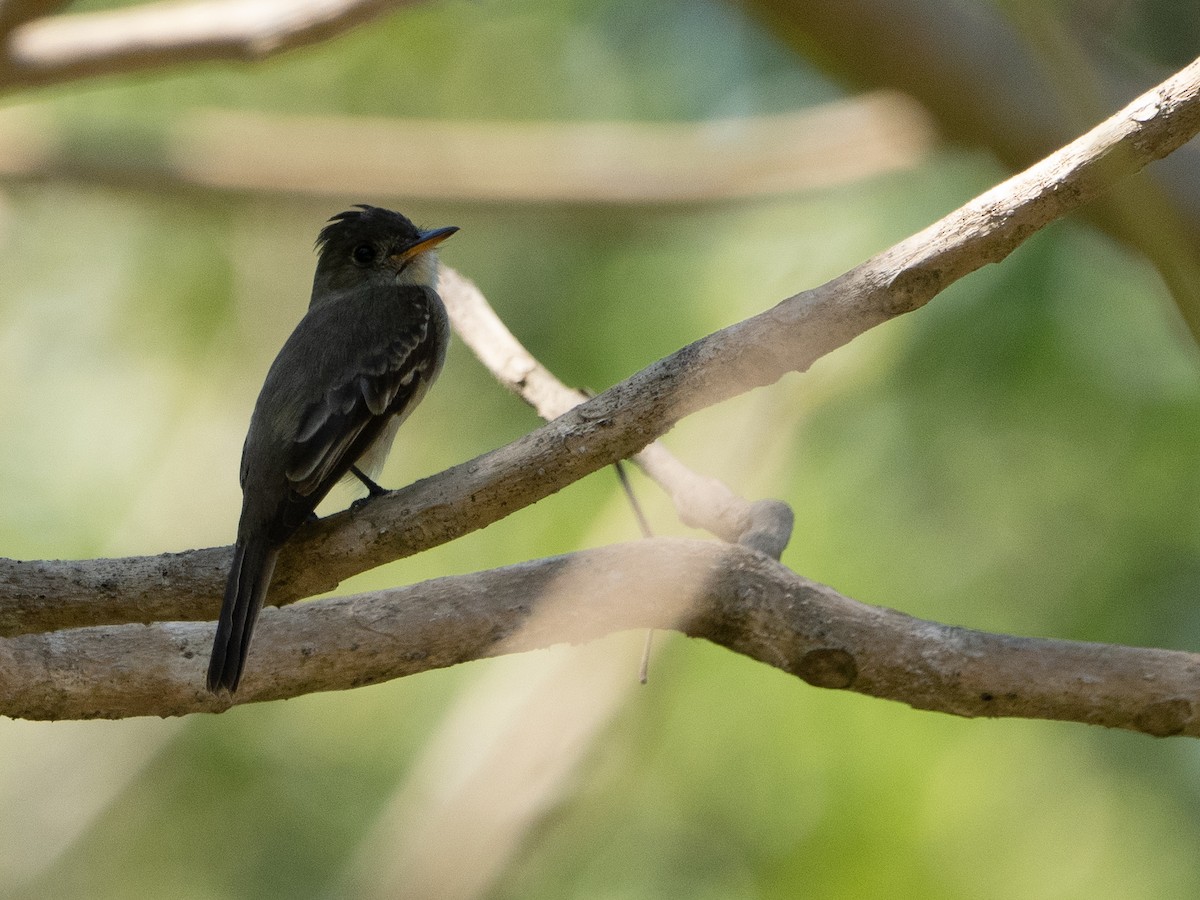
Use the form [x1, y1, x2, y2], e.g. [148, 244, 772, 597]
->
[3, 57, 1200, 732]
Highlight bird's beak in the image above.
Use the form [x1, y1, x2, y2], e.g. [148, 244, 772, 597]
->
[391, 225, 459, 265]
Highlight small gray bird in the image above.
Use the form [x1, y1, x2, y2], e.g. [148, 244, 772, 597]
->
[207, 206, 457, 693]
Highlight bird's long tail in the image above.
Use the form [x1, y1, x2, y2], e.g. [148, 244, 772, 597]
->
[207, 537, 280, 693]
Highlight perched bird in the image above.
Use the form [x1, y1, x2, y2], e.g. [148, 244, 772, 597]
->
[206, 206, 457, 693]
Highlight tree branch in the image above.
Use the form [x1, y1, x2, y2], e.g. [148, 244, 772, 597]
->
[737, 0, 1200, 337]
[2, 57, 1200, 729]
[5, 539, 1199, 738]
[0, 0, 69, 34]
[0, 96, 935, 204]
[0, 0, 422, 92]
[438, 268, 794, 555]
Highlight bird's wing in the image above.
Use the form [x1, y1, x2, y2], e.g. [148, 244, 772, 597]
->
[284, 318, 434, 498]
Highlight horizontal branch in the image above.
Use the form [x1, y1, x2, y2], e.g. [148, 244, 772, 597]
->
[4, 539, 1198, 738]
[0, 95, 934, 204]
[3, 56, 1200, 641]
[170, 98, 933, 203]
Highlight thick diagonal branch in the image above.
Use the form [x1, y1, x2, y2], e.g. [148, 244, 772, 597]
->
[438, 268, 794, 554]
[3, 56, 1200, 640]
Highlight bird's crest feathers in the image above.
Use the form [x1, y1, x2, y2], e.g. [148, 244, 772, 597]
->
[315, 205, 422, 256]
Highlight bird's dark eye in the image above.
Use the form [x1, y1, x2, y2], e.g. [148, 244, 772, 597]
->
[351, 244, 376, 265]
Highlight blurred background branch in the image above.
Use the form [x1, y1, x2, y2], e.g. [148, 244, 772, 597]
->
[4, 0, 1199, 332]
[0, 0, 70, 34]
[0, 93, 935, 202]
[0, 0, 422, 90]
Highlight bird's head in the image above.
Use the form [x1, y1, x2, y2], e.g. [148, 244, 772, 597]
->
[311, 205, 458, 300]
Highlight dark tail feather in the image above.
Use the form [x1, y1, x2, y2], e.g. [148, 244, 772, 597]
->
[207, 538, 280, 693]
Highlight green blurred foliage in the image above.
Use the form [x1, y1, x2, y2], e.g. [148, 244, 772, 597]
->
[1077, 0, 1200, 68]
[2, 0, 1200, 898]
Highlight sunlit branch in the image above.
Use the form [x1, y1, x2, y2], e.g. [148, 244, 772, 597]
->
[736, 0, 1200, 338]
[197, 53, 1200, 623]
[3, 55, 1200, 637]
[438, 268, 794, 554]
[4, 539, 1199, 740]
[1, 57, 1200, 732]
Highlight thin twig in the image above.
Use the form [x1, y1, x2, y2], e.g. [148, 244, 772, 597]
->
[613, 462, 654, 541]
[438, 268, 791, 550]
[614, 461, 656, 684]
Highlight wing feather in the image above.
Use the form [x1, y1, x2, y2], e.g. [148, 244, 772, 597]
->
[284, 317, 434, 497]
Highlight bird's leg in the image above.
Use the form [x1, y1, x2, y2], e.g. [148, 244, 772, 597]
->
[349, 465, 390, 512]
[350, 465, 389, 496]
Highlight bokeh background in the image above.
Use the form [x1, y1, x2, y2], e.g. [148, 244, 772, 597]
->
[3, 0, 1200, 897]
